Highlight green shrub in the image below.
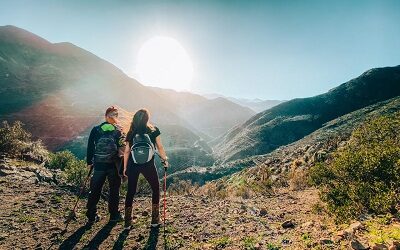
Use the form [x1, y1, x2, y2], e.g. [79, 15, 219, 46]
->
[62, 158, 89, 188]
[309, 113, 400, 222]
[47, 150, 76, 170]
[0, 120, 48, 162]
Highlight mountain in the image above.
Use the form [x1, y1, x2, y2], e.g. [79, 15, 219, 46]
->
[0, 25, 204, 158]
[0, 25, 219, 176]
[0, 25, 195, 149]
[213, 66, 400, 163]
[149, 87, 256, 138]
[170, 95, 400, 185]
[226, 97, 285, 113]
[202, 93, 285, 113]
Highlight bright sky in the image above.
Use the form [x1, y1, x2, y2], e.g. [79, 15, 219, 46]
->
[0, 0, 399, 100]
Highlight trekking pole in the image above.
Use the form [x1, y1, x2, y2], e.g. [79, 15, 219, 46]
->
[163, 165, 167, 235]
[64, 165, 94, 230]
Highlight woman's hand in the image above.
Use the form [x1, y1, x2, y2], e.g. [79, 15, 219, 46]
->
[123, 144, 130, 178]
[123, 169, 127, 178]
[162, 159, 169, 169]
[155, 136, 169, 169]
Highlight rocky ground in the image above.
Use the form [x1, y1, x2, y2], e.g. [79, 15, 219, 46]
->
[1, 160, 399, 250]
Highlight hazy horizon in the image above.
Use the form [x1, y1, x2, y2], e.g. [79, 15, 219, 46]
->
[1, 0, 399, 100]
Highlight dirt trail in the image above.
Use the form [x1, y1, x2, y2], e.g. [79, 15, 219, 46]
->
[0, 164, 340, 250]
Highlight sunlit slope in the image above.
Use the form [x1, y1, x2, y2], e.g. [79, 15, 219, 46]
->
[0, 25, 197, 149]
[214, 65, 400, 162]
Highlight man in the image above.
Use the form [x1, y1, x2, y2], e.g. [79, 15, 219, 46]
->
[86, 106, 125, 224]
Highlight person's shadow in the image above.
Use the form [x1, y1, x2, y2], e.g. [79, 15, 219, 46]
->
[144, 227, 160, 250]
[112, 227, 161, 250]
[82, 221, 117, 249]
[59, 224, 92, 250]
[112, 229, 129, 250]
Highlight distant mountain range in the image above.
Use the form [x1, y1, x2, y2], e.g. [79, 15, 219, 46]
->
[149, 87, 255, 138]
[202, 93, 285, 113]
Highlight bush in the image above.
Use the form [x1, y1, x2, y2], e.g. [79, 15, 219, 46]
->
[62, 157, 89, 188]
[0, 120, 48, 162]
[309, 113, 400, 222]
[47, 150, 77, 170]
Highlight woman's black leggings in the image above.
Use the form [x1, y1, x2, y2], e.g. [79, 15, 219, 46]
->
[125, 157, 160, 207]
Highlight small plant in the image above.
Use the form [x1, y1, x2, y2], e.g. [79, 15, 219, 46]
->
[51, 194, 62, 204]
[17, 213, 37, 223]
[376, 214, 392, 225]
[243, 236, 257, 250]
[266, 242, 281, 250]
[211, 236, 232, 249]
[365, 217, 400, 245]
[301, 232, 313, 248]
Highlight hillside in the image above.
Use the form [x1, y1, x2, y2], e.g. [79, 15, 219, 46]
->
[0, 25, 197, 150]
[170, 95, 400, 185]
[213, 65, 400, 163]
[149, 87, 255, 138]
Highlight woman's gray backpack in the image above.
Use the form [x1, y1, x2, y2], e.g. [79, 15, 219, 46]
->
[130, 133, 155, 164]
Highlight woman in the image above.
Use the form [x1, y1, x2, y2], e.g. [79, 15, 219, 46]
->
[123, 108, 169, 230]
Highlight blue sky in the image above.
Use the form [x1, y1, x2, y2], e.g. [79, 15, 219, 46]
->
[0, 0, 399, 100]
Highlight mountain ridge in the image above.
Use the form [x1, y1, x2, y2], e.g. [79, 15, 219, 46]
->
[213, 65, 400, 163]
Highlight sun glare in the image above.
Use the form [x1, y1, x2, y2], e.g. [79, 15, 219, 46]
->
[136, 36, 193, 91]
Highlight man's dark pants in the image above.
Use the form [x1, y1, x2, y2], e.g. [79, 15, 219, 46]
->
[86, 162, 121, 220]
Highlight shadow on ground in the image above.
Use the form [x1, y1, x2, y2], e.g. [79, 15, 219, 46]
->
[58, 224, 92, 250]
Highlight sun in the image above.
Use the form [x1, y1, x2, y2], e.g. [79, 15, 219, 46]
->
[136, 36, 194, 91]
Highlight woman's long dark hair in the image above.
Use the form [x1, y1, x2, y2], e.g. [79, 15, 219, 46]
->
[126, 108, 155, 144]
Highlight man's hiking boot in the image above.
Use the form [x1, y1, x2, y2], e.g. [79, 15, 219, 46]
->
[124, 206, 133, 230]
[151, 204, 161, 227]
[86, 214, 101, 226]
[109, 212, 124, 222]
